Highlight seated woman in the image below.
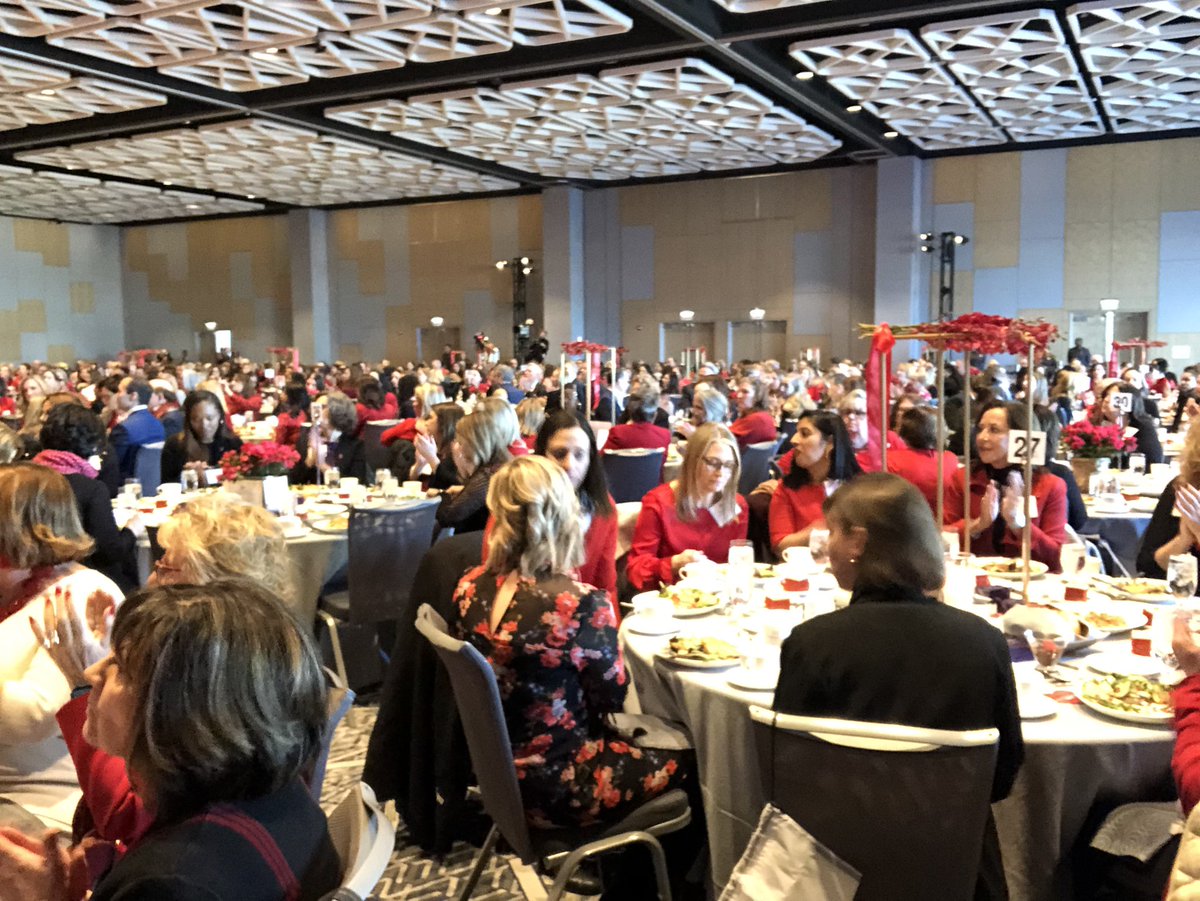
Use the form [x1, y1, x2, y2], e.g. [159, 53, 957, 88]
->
[728, 377, 777, 449]
[1121, 367, 1161, 421]
[604, 376, 671, 453]
[1091, 380, 1163, 466]
[273, 384, 309, 447]
[0, 580, 339, 900]
[223, 372, 262, 419]
[453, 456, 689, 828]
[354, 375, 399, 437]
[627, 422, 748, 590]
[883, 406, 958, 525]
[381, 383, 446, 447]
[293, 392, 369, 484]
[161, 390, 243, 485]
[35, 405, 142, 592]
[515, 396, 546, 452]
[675, 382, 728, 441]
[0, 464, 123, 829]
[769, 410, 861, 555]
[1137, 419, 1200, 583]
[775, 474, 1023, 898]
[946, 401, 1068, 572]
[436, 401, 514, 535]
[401, 401, 464, 488]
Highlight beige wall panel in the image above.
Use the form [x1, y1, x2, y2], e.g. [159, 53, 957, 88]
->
[954, 271, 974, 314]
[933, 157, 976, 205]
[1064, 220, 1114, 304]
[70, 281, 95, 314]
[17, 299, 45, 332]
[755, 172, 804, 222]
[973, 218, 1020, 269]
[407, 204, 439, 245]
[13, 218, 69, 267]
[720, 174, 764, 223]
[679, 181, 721, 236]
[333, 209, 362, 256]
[0, 310, 17, 359]
[1111, 143, 1162, 222]
[791, 170, 833, 232]
[747, 218, 795, 306]
[355, 242, 386, 296]
[1109, 218, 1159, 306]
[517, 194, 542, 251]
[46, 344, 75, 363]
[1159, 138, 1200, 212]
[339, 344, 362, 362]
[1066, 146, 1114, 223]
[974, 153, 1021, 223]
[620, 298, 664, 361]
[619, 184, 663, 228]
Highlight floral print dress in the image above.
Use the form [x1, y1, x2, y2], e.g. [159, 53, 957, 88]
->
[453, 565, 687, 829]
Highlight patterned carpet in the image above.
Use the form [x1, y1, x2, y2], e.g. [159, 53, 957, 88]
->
[319, 704, 539, 901]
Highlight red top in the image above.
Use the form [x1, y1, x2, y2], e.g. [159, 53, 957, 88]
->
[854, 430, 908, 472]
[274, 410, 308, 447]
[882, 448, 959, 525]
[728, 410, 777, 449]
[945, 467, 1067, 572]
[522, 435, 538, 452]
[1174, 674, 1200, 815]
[355, 395, 399, 436]
[627, 482, 749, 591]
[225, 392, 262, 416]
[604, 421, 672, 453]
[508, 439, 532, 458]
[768, 481, 829, 549]
[381, 418, 418, 447]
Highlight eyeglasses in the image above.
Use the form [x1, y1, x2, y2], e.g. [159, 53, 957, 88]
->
[842, 410, 867, 419]
[700, 457, 736, 472]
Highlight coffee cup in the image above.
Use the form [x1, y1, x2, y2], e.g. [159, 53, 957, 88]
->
[157, 482, 182, 501]
[402, 480, 423, 498]
[782, 547, 814, 571]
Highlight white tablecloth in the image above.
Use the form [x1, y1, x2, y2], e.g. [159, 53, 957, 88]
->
[620, 576, 1176, 900]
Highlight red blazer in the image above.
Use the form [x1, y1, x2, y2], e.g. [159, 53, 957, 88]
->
[768, 481, 828, 550]
[883, 448, 959, 525]
[381, 418, 418, 447]
[1175, 674, 1200, 816]
[605, 421, 671, 453]
[729, 410, 777, 449]
[946, 467, 1067, 572]
[627, 482, 749, 591]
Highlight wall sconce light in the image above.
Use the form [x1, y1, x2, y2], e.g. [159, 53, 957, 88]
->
[204, 321, 217, 331]
[749, 307, 766, 321]
[1100, 297, 1120, 312]
[430, 316, 444, 327]
[679, 309, 695, 322]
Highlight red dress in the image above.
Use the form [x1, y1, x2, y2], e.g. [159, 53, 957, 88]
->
[1174, 674, 1200, 815]
[768, 481, 829, 549]
[626, 483, 749, 591]
[945, 467, 1067, 572]
[604, 421, 671, 453]
[883, 448, 959, 525]
[728, 411, 777, 449]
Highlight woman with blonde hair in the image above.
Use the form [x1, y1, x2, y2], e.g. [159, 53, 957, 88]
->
[435, 400, 514, 534]
[380, 383, 447, 448]
[0, 463, 123, 829]
[627, 421, 749, 590]
[452, 455, 690, 829]
[515, 395, 546, 452]
[1138, 419, 1200, 585]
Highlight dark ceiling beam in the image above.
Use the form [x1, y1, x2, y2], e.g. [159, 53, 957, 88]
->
[619, 0, 897, 156]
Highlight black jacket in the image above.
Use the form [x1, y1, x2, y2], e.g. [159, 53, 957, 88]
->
[1137, 481, 1200, 582]
[160, 430, 244, 484]
[1046, 460, 1088, 533]
[65, 472, 138, 593]
[291, 430, 369, 485]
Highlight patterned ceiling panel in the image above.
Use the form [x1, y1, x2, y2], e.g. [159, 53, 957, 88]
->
[707, 0, 833, 11]
[326, 57, 841, 179]
[0, 0, 631, 91]
[0, 163, 263, 222]
[14, 117, 519, 204]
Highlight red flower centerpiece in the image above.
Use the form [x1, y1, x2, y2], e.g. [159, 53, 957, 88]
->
[1061, 419, 1136, 459]
[219, 441, 299, 482]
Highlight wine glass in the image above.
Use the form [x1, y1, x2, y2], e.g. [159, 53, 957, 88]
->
[1024, 629, 1070, 680]
[809, 529, 830, 568]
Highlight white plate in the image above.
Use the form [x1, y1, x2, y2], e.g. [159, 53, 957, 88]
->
[977, 558, 1049, 580]
[632, 589, 724, 618]
[1080, 607, 1150, 636]
[281, 527, 309, 540]
[625, 617, 680, 637]
[307, 518, 348, 534]
[303, 502, 348, 517]
[727, 669, 780, 692]
[655, 651, 740, 670]
[1017, 693, 1057, 721]
[1099, 578, 1174, 604]
[1084, 652, 1163, 678]
[1077, 690, 1172, 725]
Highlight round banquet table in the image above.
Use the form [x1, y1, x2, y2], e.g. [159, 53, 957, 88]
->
[620, 572, 1177, 901]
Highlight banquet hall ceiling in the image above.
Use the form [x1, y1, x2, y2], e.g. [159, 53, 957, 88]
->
[0, 0, 1195, 223]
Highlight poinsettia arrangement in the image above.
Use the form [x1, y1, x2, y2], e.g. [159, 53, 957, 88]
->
[860, 314, 1058, 355]
[220, 441, 299, 481]
[1061, 420, 1137, 459]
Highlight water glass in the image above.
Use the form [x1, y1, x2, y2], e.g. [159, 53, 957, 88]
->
[323, 467, 340, 491]
[123, 479, 142, 502]
[809, 529, 830, 567]
[1060, 543, 1088, 577]
[1129, 453, 1147, 477]
[1169, 554, 1199, 600]
[727, 539, 755, 602]
[941, 529, 960, 562]
[181, 469, 200, 493]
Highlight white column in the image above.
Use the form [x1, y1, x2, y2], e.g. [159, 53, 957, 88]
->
[289, 209, 332, 364]
[542, 186, 585, 346]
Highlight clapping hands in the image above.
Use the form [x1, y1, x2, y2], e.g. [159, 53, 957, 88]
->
[29, 586, 115, 687]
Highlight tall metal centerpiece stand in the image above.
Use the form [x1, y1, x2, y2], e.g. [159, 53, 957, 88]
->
[561, 341, 621, 420]
[1022, 340, 1036, 600]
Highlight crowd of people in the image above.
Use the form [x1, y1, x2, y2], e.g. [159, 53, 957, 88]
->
[0, 342, 1199, 899]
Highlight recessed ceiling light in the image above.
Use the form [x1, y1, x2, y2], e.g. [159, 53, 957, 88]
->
[846, 104, 862, 113]
[795, 71, 815, 80]
[884, 130, 899, 138]
[185, 203, 200, 209]
[484, 6, 503, 14]
[40, 89, 56, 96]
[162, 180, 172, 185]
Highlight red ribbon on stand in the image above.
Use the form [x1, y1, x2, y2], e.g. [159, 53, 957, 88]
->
[864, 324, 895, 472]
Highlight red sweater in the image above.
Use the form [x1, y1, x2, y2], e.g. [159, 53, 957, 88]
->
[627, 482, 749, 591]
[274, 410, 307, 447]
[1174, 674, 1200, 816]
[768, 481, 829, 549]
[883, 448, 959, 525]
[381, 418, 418, 447]
[355, 395, 399, 436]
[604, 421, 672, 453]
[946, 467, 1067, 572]
[729, 410, 777, 449]
[225, 392, 262, 416]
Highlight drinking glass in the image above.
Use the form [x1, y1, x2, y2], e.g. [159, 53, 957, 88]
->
[123, 479, 142, 502]
[1024, 629, 1070, 677]
[809, 529, 830, 568]
[941, 529, 960, 562]
[180, 469, 200, 493]
[323, 467, 340, 491]
[1129, 453, 1147, 477]
[1169, 554, 1198, 601]
[726, 539, 755, 607]
[1060, 543, 1088, 577]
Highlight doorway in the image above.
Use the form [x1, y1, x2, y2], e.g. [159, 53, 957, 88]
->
[1069, 312, 1150, 367]
[417, 326, 461, 364]
[729, 320, 787, 363]
[660, 321, 716, 366]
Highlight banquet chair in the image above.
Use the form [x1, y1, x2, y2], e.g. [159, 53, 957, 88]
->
[307, 667, 356, 804]
[135, 441, 163, 496]
[602, 448, 666, 504]
[362, 421, 396, 474]
[317, 501, 439, 690]
[737, 440, 777, 497]
[776, 418, 798, 454]
[415, 603, 691, 901]
[749, 707, 998, 901]
[319, 782, 396, 901]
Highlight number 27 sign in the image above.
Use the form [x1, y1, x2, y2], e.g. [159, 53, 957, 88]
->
[1007, 430, 1047, 466]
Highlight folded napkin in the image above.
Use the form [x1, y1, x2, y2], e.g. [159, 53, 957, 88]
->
[1090, 801, 1183, 862]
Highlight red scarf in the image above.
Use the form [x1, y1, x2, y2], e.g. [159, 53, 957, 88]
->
[33, 449, 98, 479]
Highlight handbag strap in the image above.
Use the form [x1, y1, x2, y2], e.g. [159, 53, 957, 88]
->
[194, 806, 300, 901]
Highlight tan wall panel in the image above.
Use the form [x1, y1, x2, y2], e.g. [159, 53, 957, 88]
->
[517, 194, 542, 251]
[974, 153, 1021, 223]
[1111, 143, 1162, 222]
[954, 271, 974, 314]
[973, 218, 1020, 269]
[0, 310, 18, 360]
[339, 344, 362, 362]
[17, 299, 45, 332]
[791, 170, 833, 232]
[1066, 146, 1114, 223]
[13, 218, 69, 267]
[46, 344, 75, 364]
[355, 242, 386, 296]
[620, 184, 662, 228]
[1064, 220, 1114, 305]
[70, 281, 95, 314]
[1109, 218, 1159, 307]
[1159, 138, 1200, 212]
[934, 157, 976, 205]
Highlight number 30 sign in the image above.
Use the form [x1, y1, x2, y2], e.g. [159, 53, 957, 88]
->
[1007, 430, 1047, 466]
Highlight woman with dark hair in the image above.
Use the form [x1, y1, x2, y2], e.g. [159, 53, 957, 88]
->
[769, 410, 862, 555]
[947, 401, 1068, 571]
[273, 383, 309, 447]
[354, 375, 398, 437]
[160, 390, 243, 485]
[604, 376, 671, 452]
[881, 406, 958, 525]
[223, 372, 261, 419]
[1090, 380, 1164, 465]
[775, 473, 1022, 899]
[728, 377, 777, 449]
[35, 405, 141, 592]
